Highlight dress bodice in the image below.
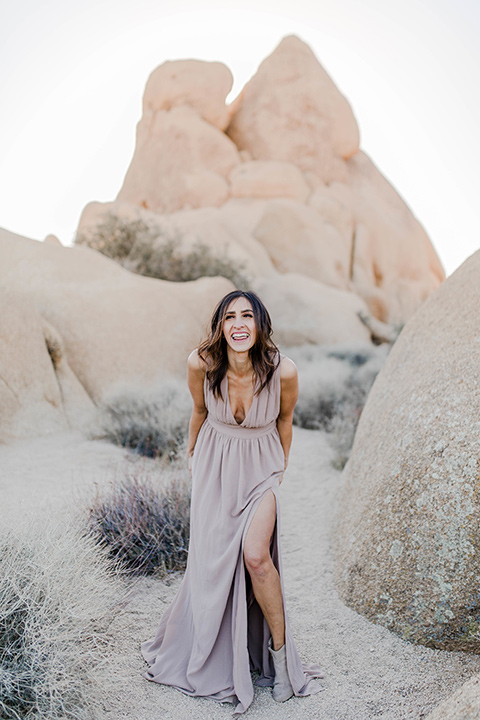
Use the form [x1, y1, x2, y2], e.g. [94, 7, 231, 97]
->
[203, 356, 282, 430]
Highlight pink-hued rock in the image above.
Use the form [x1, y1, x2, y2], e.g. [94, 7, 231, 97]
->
[252, 273, 372, 346]
[86, 36, 443, 339]
[143, 59, 233, 131]
[0, 227, 233, 440]
[117, 106, 239, 213]
[229, 161, 310, 202]
[326, 152, 445, 322]
[227, 36, 359, 183]
[253, 200, 351, 290]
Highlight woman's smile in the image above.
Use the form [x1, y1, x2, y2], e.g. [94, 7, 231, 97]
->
[223, 298, 256, 351]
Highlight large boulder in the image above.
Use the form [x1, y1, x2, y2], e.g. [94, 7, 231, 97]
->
[227, 35, 359, 183]
[334, 250, 480, 651]
[117, 106, 240, 213]
[142, 59, 233, 131]
[0, 228, 232, 440]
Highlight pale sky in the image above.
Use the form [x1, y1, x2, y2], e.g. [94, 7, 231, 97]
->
[1, 0, 479, 276]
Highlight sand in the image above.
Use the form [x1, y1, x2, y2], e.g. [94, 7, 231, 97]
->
[1, 427, 479, 719]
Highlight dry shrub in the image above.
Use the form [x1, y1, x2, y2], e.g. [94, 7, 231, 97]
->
[126, 235, 251, 288]
[0, 519, 119, 720]
[88, 472, 191, 577]
[99, 379, 192, 459]
[289, 344, 389, 468]
[75, 214, 149, 261]
[76, 213, 250, 288]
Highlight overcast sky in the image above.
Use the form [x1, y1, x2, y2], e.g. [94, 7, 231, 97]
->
[1, 0, 479, 275]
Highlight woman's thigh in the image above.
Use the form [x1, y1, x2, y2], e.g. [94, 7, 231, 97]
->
[244, 490, 277, 563]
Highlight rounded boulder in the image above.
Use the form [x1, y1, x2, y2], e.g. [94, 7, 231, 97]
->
[334, 250, 480, 651]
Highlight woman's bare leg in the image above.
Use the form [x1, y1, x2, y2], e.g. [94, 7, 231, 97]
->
[243, 491, 285, 650]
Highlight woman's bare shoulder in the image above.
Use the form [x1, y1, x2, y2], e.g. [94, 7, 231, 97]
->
[187, 348, 207, 374]
[279, 355, 298, 381]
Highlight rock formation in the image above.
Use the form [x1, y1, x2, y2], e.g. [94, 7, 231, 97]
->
[0, 287, 91, 439]
[79, 35, 444, 337]
[334, 250, 480, 652]
[0, 228, 231, 440]
[1, 35, 447, 441]
[227, 35, 359, 181]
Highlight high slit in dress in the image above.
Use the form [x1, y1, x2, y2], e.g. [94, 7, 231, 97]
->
[141, 355, 324, 714]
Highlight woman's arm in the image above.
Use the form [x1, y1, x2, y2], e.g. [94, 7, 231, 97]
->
[186, 349, 208, 471]
[277, 357, 299, 474]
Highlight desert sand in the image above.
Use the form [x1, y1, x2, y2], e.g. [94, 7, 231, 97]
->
[1, 427, 479, 719]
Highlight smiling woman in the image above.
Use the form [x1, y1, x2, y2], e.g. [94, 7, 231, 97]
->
[141, 289, 324, 714]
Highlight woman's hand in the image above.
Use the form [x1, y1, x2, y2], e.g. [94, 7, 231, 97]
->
[279, 459, 288, 485]
[188, 452, 193, 474]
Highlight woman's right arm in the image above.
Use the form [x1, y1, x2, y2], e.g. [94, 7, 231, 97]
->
[186, 349, 208, 471]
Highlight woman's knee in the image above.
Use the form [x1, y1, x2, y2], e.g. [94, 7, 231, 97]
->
[244, 545, 271, 576]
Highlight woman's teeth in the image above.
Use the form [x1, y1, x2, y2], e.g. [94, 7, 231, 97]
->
[232, 333, 249, 341]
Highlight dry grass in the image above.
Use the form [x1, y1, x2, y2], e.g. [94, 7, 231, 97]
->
[0, 518, 120, 720]
[76, 214, 250, 288]
[289, 343, 389, 469]
[98, 379, 192, 460]
[75, 214, 149, 261]
[126, 235, 250, 288]
[88, 472, 191, 577]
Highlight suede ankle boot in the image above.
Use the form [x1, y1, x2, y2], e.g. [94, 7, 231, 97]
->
[268, 642, 294, 702]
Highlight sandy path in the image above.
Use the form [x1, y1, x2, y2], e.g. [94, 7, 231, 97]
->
[1, 429, 480, 719]
[0, 432, 164, 528]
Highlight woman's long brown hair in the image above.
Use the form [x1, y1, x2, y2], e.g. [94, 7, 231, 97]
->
[198, 290, 280, 399]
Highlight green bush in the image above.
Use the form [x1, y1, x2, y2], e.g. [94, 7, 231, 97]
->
[0, 521, 119, 720]
[88, 474, 191, 577]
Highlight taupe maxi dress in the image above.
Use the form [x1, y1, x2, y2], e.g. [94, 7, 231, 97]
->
[141, 356, 324, 714]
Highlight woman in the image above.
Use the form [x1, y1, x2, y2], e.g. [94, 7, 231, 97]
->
[142, 290, 323, 714]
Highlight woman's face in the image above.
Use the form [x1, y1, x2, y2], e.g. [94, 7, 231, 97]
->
[222, 297, 256, 353]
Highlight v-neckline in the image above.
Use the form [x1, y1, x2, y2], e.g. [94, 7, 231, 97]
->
[225, 373, 256, 426]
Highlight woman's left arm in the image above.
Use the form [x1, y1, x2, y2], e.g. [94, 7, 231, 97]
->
[277, 357, 299, 473]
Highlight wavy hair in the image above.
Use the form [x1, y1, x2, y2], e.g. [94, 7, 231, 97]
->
[198, 290, 280, 400]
